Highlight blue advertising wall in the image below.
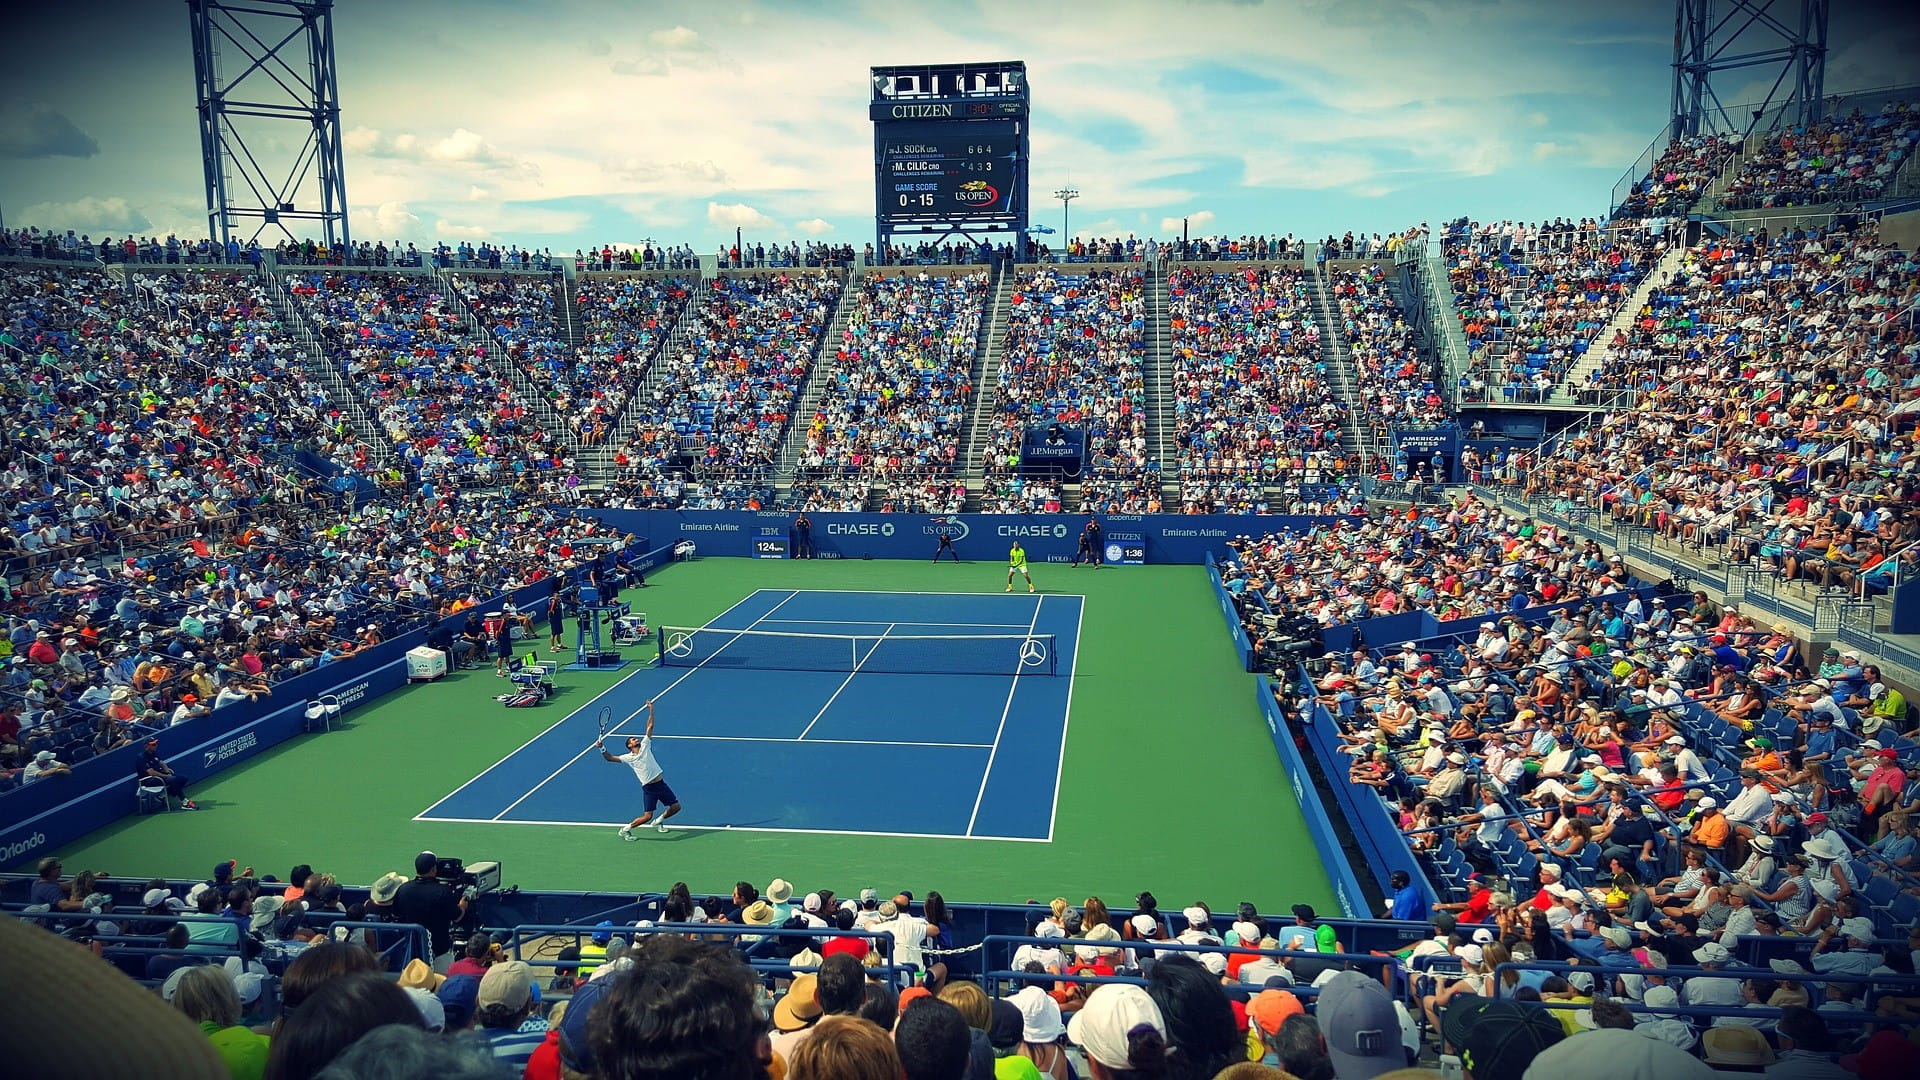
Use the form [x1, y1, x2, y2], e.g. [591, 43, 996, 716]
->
[576, 510, 1353, 566]
[0, 542, 677, 870]
[1256, 677, 1367, 917]
[1206, 553, 1255, 672]
[1318, 585, 1660, 655]
[1291, 683, 1436, 909]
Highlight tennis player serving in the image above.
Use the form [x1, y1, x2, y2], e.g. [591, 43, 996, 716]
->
[1006, 541, 1035, 594]
[601, 700, 682, 840]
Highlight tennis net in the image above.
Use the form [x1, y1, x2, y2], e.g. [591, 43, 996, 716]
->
[655, 626, 1059, 676]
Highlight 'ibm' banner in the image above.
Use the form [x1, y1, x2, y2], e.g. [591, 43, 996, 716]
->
[576, 510, 1356, 566]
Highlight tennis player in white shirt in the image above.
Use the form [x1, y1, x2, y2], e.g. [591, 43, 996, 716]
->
[601, 701, 683, 840]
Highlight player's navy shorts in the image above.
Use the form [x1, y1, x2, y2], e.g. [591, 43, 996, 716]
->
[642, 779, 678, 811]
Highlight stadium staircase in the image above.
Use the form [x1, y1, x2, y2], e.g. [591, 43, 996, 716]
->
[770, 269, 861, 507]
[557, 273, 584, 347]
[1305, 268, 1378, 475]
[257, 272, 396, 466]
[1142, 261, 1177, 507]
[574, 273, 709, 489]
[959, 264, 1016, 510]
[1414, 244, 1472, 394]
[1551, 242, 1687, 399]
[432, 268, 575, 450]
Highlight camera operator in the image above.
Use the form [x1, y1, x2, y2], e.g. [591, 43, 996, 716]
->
[390, 850, 475, 972]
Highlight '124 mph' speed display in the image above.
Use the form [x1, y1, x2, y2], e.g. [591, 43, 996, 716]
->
[879, 120, 1019, 223]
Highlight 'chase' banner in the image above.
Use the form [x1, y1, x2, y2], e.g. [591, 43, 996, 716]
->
[577, 509, 1355, 566]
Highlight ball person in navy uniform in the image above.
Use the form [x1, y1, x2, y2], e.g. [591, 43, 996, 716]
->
[793, 512, 814, 559]
[932, 518, 960, 563]
[1072, 514, 1102, 568]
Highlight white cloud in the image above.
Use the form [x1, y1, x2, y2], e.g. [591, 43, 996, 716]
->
[707, 201, 779, 231]
[348, 126, 527, 172]
[1160, 209, 1216, 232]
[467, 185, 489, 201]
[648, 26, 703, 49]
[435, 221, 493, 240]
[21, 195, 148, 233]
[793, 217, 834, 236]
[368, 201, 420, 235]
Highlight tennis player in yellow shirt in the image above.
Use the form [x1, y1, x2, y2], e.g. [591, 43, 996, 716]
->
[1006, 542, 1035, 593]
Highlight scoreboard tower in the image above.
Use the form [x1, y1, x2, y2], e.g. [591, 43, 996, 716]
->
[871, 61, 1030, 260]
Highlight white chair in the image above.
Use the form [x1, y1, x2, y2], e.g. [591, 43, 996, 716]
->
[304, 694, 341, 733]
[137, 776, 170, 814]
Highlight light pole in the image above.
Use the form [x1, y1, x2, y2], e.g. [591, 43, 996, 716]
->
[1055, 187, 1078, 250]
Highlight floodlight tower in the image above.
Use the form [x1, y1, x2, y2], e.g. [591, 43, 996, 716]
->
[1671, 0, 1827, 138]
[188, 0, 351, 249]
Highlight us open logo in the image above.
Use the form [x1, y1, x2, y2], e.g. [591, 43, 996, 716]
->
[924, 519, 970, 542]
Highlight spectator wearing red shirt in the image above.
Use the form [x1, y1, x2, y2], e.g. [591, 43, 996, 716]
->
[820, 906, 869, 962]
[26, 633, 58, 666]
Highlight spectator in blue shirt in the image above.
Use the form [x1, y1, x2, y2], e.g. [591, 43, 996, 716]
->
[1387, 869, 1430, 921]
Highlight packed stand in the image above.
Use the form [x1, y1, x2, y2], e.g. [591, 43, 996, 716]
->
[1168, 264, 1356, 513]
[716, 240, 857, 269]
[795, 271, 985, 515]
[1297, 574, 1920, 1028]
[0, 497, 642, 790]
[608, 273, 840, 508]
[0, 266, 375, 561]
[981, 269, 1150, 513]
[290, 271, 566, 490]
[1517, 220, 1919, 593]
[455, 274, 692, 447]
[1330, 264, 1449, 431]
[1218, 496, 1632, 646]
[1720, 102, 1920, 210]
[1444, 219, 1669, 402]
[1612, 134, 1737, 219]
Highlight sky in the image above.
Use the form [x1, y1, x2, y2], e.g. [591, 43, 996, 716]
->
[2, 0, 1917, 253]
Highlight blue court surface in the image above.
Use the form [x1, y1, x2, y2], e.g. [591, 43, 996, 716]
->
[417, 589, 1083, 842]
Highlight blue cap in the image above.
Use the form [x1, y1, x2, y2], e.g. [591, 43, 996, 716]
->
[559, 970, 620, 1071]
[592, 919, 614, 946]
[437, 974, 481, 1028]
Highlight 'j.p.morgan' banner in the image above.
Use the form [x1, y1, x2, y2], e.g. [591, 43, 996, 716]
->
[1020, 424, 1086, 478]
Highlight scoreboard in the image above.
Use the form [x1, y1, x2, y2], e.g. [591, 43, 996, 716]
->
[879, 121, 1019, 223]
[871, 61, 1029, 250]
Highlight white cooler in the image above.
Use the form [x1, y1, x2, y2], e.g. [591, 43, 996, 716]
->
[406, 646, 449, 682]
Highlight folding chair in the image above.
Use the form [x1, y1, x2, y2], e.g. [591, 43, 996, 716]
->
[304, 694, 341, 733]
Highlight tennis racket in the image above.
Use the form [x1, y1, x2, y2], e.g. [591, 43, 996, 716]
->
[595, 705, 613, 746]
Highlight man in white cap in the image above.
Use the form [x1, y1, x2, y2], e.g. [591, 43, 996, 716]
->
[1067, 984, 1167, 1078]
[23, 750, 70, 783]
[1662, 734, 1707, 784]
[1519, 1025, 1714, 1080]
[1809, 913, 1881, 976]
[1684, 942, 1744, 1008]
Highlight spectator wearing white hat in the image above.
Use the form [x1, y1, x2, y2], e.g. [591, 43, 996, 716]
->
[1066, 983, 1167, 1079]
[23, 749, 70, 783]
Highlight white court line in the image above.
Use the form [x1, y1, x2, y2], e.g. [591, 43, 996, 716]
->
[614, 732, 995, 749]
[1043, 595, 1086, 844]
[423, 814, 1049, 844]
[414, 587, 777, 820]
[795, 621, 893, 740]
[964, 594, 1045, 836]
[757, 619, 1033, 629]
[760, 588, 1087, 598]
[482, 589, 801, 823]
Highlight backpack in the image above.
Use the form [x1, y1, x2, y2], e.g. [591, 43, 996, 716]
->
[498, 689, 544, 708]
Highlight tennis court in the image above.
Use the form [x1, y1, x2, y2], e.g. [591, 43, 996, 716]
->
[417, 589, 1083, 841]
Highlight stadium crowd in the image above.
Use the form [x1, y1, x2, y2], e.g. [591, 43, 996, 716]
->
[1515, 219, 1918, 595]
[795, 271, 987, 515]
[605, 273, 840, 509]
[1444, 219, 1672, 401]
[290, 272, 569, 491]
[1167, 264, 1354, 514]
[1611, 134, 1738, 220]
[0, 492, 635, 790]
[981, 268, 1151, 513]
[1329, 264, 1448, 435]
[1719, 102, 1920, 210]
